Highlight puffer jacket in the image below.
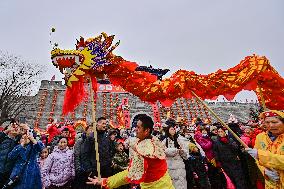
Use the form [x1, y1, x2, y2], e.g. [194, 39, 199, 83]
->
[8, 141, 44, 189]
[74, 135, 96, 174]
[41, 146, 75, 187]
[240, 134, 252, 148]
[0, 133, 18, 175]
[195, 134, 215, 161]
[163, 137, 188, 189]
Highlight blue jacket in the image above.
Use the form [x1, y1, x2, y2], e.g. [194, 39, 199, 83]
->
[0, 132, 18, 174]
[8, 141, 44, 189]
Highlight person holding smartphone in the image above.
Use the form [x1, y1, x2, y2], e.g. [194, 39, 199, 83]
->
[0, 119, 20, 188]
[5, 125, 44, 189]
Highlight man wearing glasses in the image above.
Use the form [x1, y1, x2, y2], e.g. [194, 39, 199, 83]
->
[0, 119, 20, 188]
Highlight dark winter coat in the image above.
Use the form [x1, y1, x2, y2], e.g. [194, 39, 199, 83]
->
[228, 123, 242, 141]
[109, 139, 117, 158]
[97, 130, 112, 177]
[73, 131, 112, 189]
[74, 135, 97, 189]
[207, 162, 227, 189]
[74, 136, 97, 175]
[74, 132, 112, 176]
[0, 132, 6, 144]
[185, 152, 211, 189]
[8, 141, 44, 189]
[213, 137, 248, 189]
[0, 133, 18, 179]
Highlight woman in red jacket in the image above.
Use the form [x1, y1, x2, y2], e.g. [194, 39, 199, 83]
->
[47, 119, 60, 144]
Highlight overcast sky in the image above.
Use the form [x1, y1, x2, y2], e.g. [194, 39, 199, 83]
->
[0, 0, 283, 101]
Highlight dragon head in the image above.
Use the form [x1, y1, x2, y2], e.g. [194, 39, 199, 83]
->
[51, 32, 120, 86]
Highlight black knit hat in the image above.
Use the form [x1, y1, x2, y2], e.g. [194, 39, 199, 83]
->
[165, 118, 176, 127]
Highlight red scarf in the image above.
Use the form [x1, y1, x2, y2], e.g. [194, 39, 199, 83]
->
[219, 136, 229, 144]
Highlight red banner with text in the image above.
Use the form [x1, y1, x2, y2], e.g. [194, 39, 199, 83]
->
[122, 98, 131, 128]
[151, 103, 161, 126]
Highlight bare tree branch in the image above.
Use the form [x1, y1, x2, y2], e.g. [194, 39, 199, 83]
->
[0, 51, 44, 124]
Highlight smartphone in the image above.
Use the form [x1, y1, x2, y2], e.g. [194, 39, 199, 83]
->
[28, 129, 34, 136]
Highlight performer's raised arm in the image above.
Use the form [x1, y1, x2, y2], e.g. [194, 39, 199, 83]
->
[87, 114, 174, 189]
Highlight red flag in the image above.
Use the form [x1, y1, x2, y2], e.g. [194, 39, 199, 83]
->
[51, 75, 55, 81]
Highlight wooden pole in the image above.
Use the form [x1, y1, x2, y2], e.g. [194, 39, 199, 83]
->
[257, 82, 268, 111]
[89, 78, 101, 181]
[191, 91, 248, 148]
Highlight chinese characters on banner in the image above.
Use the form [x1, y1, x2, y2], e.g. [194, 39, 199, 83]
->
[122, 98, 131, 128]
[151, 103, 161, 126]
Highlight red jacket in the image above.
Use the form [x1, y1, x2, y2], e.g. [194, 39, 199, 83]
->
[62, 125, 76, 147]
[47, 124, 60, 144]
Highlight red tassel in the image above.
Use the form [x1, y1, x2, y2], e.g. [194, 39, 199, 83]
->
[62, 81, 86, 115]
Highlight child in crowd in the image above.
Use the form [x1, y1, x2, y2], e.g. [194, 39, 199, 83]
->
[38, 147, 49, 169]
[187, 143, 211, 189]
[112, 140, 129, 174]
[41, 136, 75, 189]
[112, 140, 130, 189]
[38, 147, 49, 189]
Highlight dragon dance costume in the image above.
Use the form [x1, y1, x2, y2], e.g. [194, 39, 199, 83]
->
[101, 136, 174, 189]
[254, 110, 284, 189]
